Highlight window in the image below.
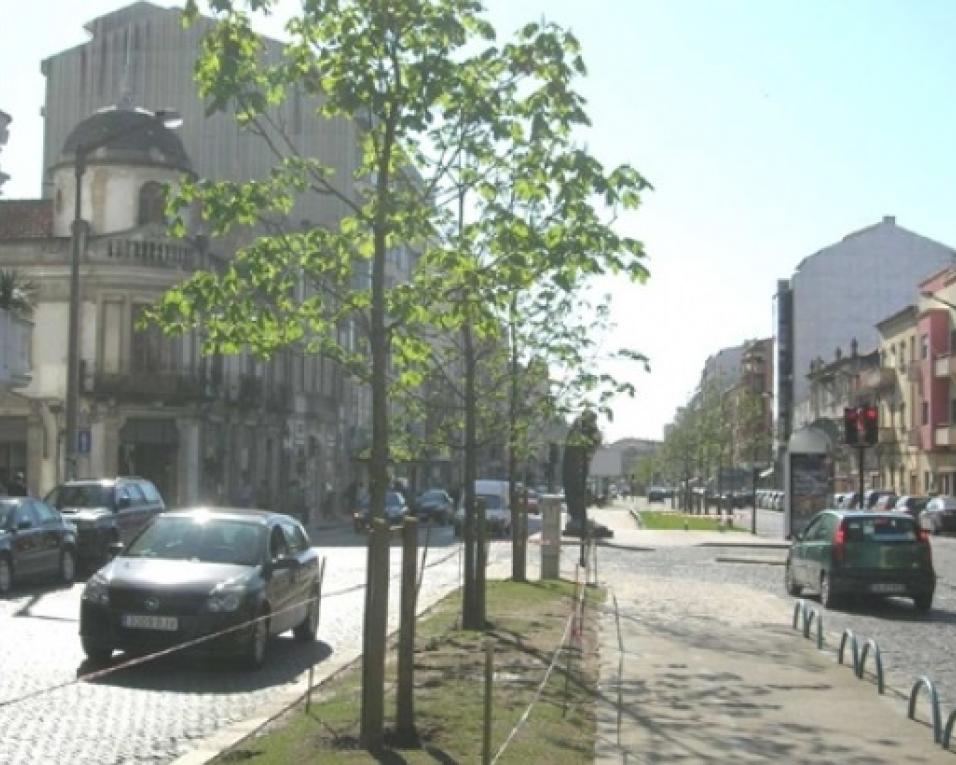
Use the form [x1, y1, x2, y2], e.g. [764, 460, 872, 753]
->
[910, 336, 916, 362]
[131, 304, 168, 373]
[281, 520, 308, 554]
[921, 333, 929, 360]
[269, 525, 290, 561]
[900, 401, 906, 428]
[13, 502, 37, 529]
[137, 181, 166, 225]
[922, 401, 929, 425]
[139, 481, 162, 504]
[33, 501, 60, 524]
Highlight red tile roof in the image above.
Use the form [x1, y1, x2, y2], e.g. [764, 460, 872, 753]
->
[0, 200, 53, 238]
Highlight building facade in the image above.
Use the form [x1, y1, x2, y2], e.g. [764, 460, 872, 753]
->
[774, 216, 956, 475]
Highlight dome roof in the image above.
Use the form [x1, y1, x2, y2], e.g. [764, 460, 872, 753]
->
[60, 108, 191, 172]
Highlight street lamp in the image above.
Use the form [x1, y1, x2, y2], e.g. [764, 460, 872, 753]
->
[64, 107, 182, 479]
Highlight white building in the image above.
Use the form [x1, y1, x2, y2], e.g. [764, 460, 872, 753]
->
[774, 216, 956, 462]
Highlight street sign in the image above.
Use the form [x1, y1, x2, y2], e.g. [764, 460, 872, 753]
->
[77, 429, 91, 454]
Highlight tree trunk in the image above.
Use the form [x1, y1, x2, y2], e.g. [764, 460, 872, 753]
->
[360, 112, 394, 751]
[508, 296, 526, 582]
[462, 319, 480, 629]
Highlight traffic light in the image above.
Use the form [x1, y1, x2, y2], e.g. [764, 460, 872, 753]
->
[843, 407, 860, 445]
[862, 404, 879, 445]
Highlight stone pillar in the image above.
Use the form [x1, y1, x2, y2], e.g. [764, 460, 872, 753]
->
[540, 494, 562, 580]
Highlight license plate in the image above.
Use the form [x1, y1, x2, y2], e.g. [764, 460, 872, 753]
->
[870, 583, 905, 594]
[121, 614, 178, 631]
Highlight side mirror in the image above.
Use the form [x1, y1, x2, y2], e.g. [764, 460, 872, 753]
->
[108, 541, 124, 559]
[271, 556, 299, 571]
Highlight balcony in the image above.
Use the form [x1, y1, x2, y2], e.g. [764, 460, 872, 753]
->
[908, 428, 922, 448]
[935, 354, 956, 379]
[238, 375, 263, 406]
[936, 424, 956, 448]
[906, 362, 922, 383]
[92, 371, 205, 402]
[878, 427, 898, 445]
[858, 366, 897, 390]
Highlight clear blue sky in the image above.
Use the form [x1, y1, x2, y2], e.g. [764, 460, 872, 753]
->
[3, 1, 956, 443]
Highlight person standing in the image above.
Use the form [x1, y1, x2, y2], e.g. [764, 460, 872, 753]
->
[562, 410, 602, 564]
[6, 471, 28, 497]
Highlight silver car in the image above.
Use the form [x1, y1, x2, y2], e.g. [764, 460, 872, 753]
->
[920, 496, 956, 534]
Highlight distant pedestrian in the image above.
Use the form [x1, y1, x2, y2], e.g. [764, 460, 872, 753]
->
[6, 471, 27, 497]
[255, 479, 271, 509]
[232, 472, 254, 508]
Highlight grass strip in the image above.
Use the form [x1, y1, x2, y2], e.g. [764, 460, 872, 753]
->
[638, 510, 745, 532]
[216, 579, 604, 764]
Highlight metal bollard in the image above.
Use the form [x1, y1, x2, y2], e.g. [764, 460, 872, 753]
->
[908, 676, 942, 744]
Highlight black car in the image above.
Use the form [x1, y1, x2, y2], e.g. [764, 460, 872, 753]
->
[353, 491, 409, 532]
[45, 477, 165, 566]
[411, 489, 454, 525]
[79, 507, 321, 669]
[0, 497, 78, 595]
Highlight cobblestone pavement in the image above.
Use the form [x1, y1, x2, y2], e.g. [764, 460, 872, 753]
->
[0, 524, 528, 765]
[594, 505, 956, 721]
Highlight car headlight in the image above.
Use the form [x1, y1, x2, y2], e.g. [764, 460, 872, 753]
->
[83, 573, 110, 606]
[206, 585, 245, 613]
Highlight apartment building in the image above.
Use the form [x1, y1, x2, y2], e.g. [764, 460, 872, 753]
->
[875, 268, 956, 496]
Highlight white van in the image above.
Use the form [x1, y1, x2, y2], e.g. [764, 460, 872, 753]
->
[453, 479, 512, 538]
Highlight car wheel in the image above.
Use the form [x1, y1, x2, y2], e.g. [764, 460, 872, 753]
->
[785, 561, 801, 596]
[913, 592, 933, 613]
[244, 609, 270, 670]
[294, 591, 320, 642]
[820, 572, 837, 609]
[81, 635, 113, 664]
[59, 547, 76, 585]
[0, 555, 12, 595]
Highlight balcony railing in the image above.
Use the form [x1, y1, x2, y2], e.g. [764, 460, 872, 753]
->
[936, 424, 956, 448]
[878, 427, 898, 445]
[858, 366, 898, 390]
[934, 354, 956, 379]
[92, 371, 206, 402]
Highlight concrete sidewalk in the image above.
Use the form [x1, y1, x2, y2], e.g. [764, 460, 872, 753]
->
[596, 576, 951, 763]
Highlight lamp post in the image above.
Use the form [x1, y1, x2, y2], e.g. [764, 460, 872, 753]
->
[64, 108, 182, 479]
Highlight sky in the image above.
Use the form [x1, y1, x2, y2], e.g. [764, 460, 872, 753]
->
[3, 1, 956, 443]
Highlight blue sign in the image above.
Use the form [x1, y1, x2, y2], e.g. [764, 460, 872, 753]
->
[77, 429, 92, 454]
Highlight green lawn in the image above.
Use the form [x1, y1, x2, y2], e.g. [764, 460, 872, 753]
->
[637, 510, 744, 531]
[216, 579, 604, 764]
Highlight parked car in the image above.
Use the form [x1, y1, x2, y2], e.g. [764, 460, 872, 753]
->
[353, 491, 409, 532]
[920, 496, 956, 534]
[0, 497, 78, 595]
[872, 494, 898, 512]
[411, 489, 454, 525]
[79, 507, 321, 668]
[647, 486, 668, 503]
[785, 510, 935, 611]
[44, 477, 165, 567]
[454, 480, 512, 538]
[864, 490, 893, 510]
[894, 495, 929, 521]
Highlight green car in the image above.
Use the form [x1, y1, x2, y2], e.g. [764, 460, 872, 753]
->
[785, 510, 935, 611]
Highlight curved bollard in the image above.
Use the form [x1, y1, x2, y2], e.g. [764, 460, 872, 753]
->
[943, 709, 956, 750]
[838, 629, 860, 675]
[857, 639, 885, 694]
[792, 600, 806, 630]
[801, 607, 823, 649]
[908, 676, 942, 744]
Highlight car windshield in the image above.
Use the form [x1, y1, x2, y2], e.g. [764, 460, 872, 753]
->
[386, 492, 404, 508]
[909, 498, 929, 511]
[47, 484, 113, 509]
[124, 516, 265, 566]
[844, 515, 918, 542]
[478, 494, 503, 510]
